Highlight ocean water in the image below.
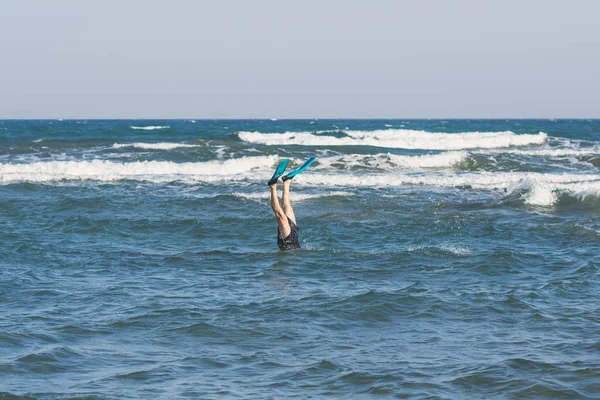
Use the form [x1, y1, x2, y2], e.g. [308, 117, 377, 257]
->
[1, 119, 599, 399]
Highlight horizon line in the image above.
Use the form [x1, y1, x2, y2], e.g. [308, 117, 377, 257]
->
[1, 117, 599, 121]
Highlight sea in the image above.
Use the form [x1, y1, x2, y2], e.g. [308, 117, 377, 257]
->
[1, 119, 599, 399]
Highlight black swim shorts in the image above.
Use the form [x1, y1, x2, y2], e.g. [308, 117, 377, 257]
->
[277, 218, 301, 251]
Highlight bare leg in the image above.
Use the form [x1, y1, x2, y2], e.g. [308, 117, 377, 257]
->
[281, 179, 297, 224]
[270, 183, 291, 238]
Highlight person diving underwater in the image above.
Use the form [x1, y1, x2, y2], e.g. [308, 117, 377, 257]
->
[267, 157, 316, 251]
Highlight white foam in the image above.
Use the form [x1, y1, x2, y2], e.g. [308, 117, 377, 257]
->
[129, 126, 170, 130]
[112, 142, 201, 150]
[238, 129, 547, 150]
[520, 180, 600, 206]
[213, 146, 228, 159]
[316, 152, 469, 170]
[301, 171, 598, 188]
[297, 171, 600, 206]
[521, 182, 557, 206]
[438, 245, 472, 256]
[0, 156, 277, 184]
[481, 147, 600, 157]
[407, 244, 472, 256]
[557, 181, 600, 202]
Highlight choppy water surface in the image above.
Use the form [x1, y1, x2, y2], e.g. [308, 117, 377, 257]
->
[1, 120, 599, 399]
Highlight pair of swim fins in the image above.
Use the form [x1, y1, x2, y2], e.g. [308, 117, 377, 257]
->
[267, 156, 316, 185]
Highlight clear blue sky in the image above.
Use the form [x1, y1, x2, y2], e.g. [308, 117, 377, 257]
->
[1, 0, 599, 118]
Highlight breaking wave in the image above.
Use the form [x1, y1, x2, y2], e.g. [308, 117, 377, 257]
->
[481, 147, 600, 158]
[129, 126, 170, 131]
[238, 129, 547, 150]
[298, 172, 600, 206]
[315, 152, 469, 170]
[0, 156, 277, 184]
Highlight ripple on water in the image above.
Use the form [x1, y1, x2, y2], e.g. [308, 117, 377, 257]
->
[450, 358, 598, 399]
[8, 346, 85, 374]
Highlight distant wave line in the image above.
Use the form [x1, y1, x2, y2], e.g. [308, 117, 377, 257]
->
[129, 126, 170, 130]
[112, 142, 201, 150]
[238, 129, 547, 150]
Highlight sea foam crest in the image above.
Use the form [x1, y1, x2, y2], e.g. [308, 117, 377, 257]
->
[0, 156, 277, 184]
[238, 129, 547, 150]
[129, 126, 170, 130]
[298, 172, 600, 206]
[481, 147, 600, 157]
[315, 152, 469, 170]
[300, 171, 600, 188]
[514, 180, 600, 206]
[112, 142, 201, 150]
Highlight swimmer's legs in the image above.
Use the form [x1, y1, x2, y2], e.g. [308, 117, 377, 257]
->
[269, 182, 291, 238]
[281, 179, 297, 225]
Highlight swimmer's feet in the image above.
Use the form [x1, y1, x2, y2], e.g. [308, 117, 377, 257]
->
[267, 159, 290, 186]
[281, 156, 316, 182]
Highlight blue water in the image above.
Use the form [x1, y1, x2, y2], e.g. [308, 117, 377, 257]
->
[1, 120, 599, 399]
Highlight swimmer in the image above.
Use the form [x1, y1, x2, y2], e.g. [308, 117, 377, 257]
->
[269, 177, 301, 251]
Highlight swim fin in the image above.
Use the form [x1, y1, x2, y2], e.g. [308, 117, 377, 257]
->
[282, 156, 316, 181]
[267, 159, 289, 185]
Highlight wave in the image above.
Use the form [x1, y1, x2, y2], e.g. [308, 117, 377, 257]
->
[407, 244, 472, 256]
[238, 129, 547, 150]
[315, 151, 469, 170]
[298, 172, 600, 206]
[112, 142, 201, 150]
[0, 151, 467, 185]
[481, 147, 600, 157]
[0, 156, 277, 184]
[300, 171, 598, 187]
[3, 153, 599, 206]
[129, 125, 170, 130]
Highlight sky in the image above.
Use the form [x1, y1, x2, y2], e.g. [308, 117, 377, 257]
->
[1, 0, 599, 118]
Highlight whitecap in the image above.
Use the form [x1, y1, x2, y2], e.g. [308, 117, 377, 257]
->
[238, 129, 547, 150]
[297, 171, 600, 207]
[480, 147, 600, 157]
[315, 152, 469, 170]
[129, 126, 170, 130]
[0, 156, 278, 184]
[407, 244, 472, 256]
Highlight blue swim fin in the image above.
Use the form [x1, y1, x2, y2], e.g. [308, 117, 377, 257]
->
[267, 159, 289, 185]
[282, 157, 316, 181]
